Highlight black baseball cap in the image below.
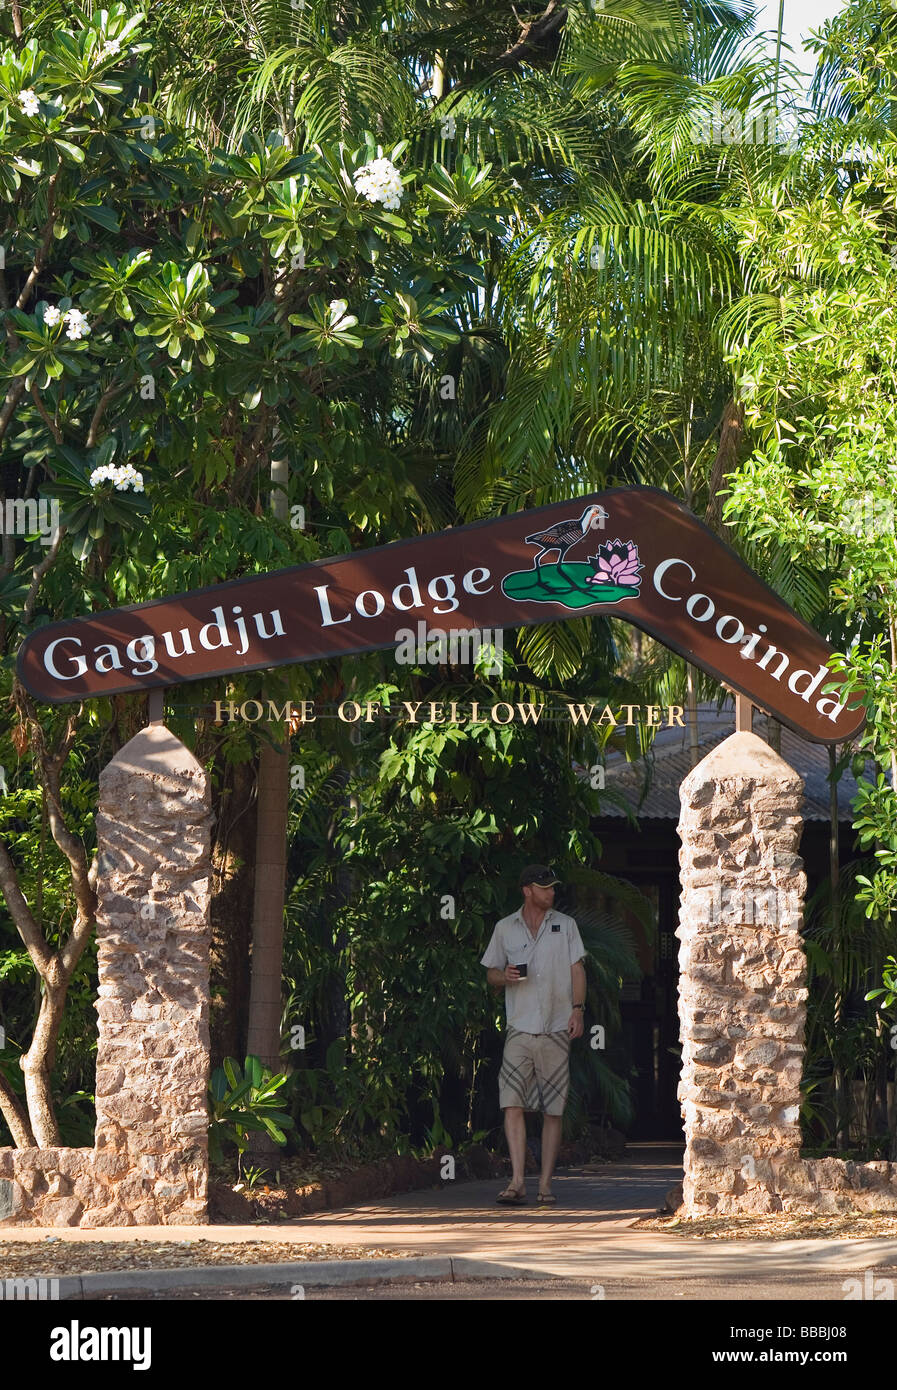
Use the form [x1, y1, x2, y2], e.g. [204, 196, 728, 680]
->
[519, 864, 561, 889]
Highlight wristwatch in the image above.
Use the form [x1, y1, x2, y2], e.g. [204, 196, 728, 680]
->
[573, 1002, 585, 1011]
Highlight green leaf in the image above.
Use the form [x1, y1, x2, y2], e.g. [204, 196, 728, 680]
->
[53, 140, 85, 163]
[94, 436, 116, 468]
[244, 1055, 264, 1088]
[81, 204, 121, 232]
[71, 532, 93, 562]
[184, 262, 206, 296]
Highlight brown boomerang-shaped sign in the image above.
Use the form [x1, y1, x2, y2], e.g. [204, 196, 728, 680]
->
[17, 487, 864, 744]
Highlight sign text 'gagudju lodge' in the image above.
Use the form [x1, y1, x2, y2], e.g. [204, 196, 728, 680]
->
[17, 487, 864, 744]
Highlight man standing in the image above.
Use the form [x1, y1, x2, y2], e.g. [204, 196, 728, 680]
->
[481, 864, 587, 1205]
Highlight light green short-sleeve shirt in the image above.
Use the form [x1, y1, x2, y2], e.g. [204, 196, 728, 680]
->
[481, 908, 586, 1034]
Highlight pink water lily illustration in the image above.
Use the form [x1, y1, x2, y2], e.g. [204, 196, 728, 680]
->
[586, 539, 643, 587]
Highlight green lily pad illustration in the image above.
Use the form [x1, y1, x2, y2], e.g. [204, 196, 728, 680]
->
[501, 563, 640, 609]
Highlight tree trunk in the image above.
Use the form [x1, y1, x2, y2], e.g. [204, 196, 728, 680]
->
[686, 668, 700, 768]
[704, 399, 744, 537]
[864, 1060, 876, 1144]
[209, 756, 257, 1065]
[315, 782, 352, 1062]
[877, 1027, 889, 1141]
[0, 694, 97, 1148]
[246, 733, 290, 1068]
[432, 51, 446, 100]
[0, 1071, 34, 1148]
[834, 998, 850, 1150]
[21, 980, 67, 1146]
[246, 452, 290, 1073]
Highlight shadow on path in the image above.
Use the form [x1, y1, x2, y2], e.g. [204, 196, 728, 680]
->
[300, 1143, 684, 1234]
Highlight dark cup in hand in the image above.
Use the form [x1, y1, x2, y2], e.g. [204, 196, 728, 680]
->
[515, 962, 528, 978]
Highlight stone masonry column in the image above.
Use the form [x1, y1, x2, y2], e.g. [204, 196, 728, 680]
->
[90, 725, 212, 1226]
[676, 731, 808, 1216]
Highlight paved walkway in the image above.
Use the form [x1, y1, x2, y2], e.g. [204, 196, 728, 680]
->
[295, 1143, 683, 1245]
[6, 1145, 897, 1278]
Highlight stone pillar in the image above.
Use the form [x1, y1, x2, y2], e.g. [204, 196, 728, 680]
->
[676, 731, 808, 1216]
[91, 725, 212, 1226]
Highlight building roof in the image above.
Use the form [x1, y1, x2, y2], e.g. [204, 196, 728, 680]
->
[595, 700, 875, 822]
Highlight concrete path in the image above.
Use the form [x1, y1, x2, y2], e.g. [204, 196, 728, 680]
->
[288, 1151, 897, 1277]
[7, 1145, 897, 1280]
[292, 1143, 683, 1251]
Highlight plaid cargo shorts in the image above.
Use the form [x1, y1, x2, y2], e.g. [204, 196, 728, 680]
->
[498, 1025, 571, 1115]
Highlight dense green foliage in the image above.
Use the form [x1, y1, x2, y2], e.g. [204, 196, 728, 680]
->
[1, 0, 896, 1162]
[283, 702, 652, 1153]
[0, 0, 661, 1150]
[208, 1055, 293, 1168]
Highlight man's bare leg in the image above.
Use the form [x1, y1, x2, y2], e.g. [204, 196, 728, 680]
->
[539, 1113, 563, 1194]
[503, 1106, 527, 1192]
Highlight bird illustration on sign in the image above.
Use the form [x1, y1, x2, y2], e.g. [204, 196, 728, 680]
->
[501, 504, 643, 610]
[524, 503, 607, 568]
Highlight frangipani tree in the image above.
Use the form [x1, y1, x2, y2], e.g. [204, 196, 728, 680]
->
[0, 2, 497, 1144]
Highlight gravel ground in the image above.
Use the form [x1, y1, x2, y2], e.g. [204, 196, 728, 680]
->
[637, 1212, 897, 1240]
[0, 1239, 418, 1279]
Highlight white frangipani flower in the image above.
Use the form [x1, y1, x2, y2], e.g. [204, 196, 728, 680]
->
[115, 463, 144, 492]
[89, 462, 144, 493]
[837, 248, 852, 265]
[42, 305, 62, 326]
[353, 157, 404, 212]
[19, 89, 40, 117]
[64, 308, 90, 340]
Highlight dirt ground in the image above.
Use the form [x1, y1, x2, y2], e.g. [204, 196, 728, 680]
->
[637, 1212, 897, 1240]
[0, 1238, 419, 1278]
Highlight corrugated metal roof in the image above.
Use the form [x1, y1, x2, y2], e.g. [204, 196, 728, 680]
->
[592, 701, 876, 822]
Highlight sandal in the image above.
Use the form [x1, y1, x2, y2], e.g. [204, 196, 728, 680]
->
[496, 1185, 527, 1205]
[536, 1192, 557, 1204]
